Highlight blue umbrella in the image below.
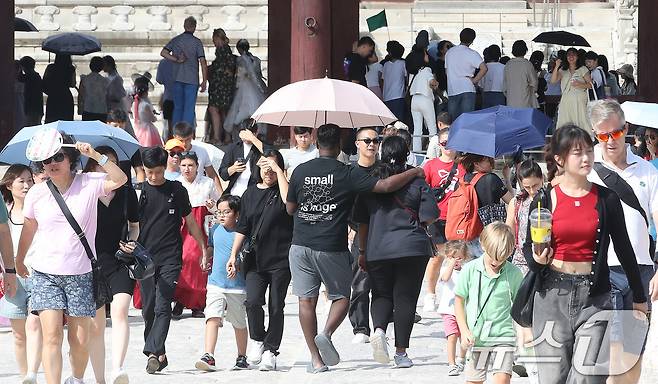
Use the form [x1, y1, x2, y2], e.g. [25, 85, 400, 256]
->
[446, 106, 551, 158]
[0, 120, 141, 166]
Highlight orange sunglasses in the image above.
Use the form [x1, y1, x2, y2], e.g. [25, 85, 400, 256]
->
[594, 127, 625, 142]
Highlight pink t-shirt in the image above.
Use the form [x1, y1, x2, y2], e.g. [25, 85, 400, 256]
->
[23, 172, 108, 275]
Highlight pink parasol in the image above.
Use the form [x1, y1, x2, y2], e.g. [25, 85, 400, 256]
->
[251, 77, 397, 128]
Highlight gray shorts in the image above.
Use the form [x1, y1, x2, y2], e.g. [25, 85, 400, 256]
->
[30, 270, 96, 318]
[289, 245, 352, 301]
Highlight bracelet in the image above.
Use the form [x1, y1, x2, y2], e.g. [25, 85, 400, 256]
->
[4, 268, 16, 274]
[97, 154, 109, 167]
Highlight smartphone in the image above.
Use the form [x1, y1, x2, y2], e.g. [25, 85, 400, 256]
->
[236, 157, 246, 164]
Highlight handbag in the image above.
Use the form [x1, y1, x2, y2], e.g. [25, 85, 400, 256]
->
[47, 180, 112, 309]
[114, 186, 155, 280]
[477, 202, 507, 227]
[236, 191, 277, 273]
[511, 270, 541, 327]
[392, 194, 437, 257]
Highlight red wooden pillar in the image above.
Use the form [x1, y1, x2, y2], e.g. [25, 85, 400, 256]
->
[0, 0, 15, 148]
[638, 1, 658, 102]
[288, 0, 332, 145]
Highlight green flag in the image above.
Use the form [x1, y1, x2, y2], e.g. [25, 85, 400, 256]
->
[366, 10, 388, 32]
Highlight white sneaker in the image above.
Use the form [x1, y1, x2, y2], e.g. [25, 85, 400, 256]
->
[351, 333, 370, 344]
[247, 339, 265, 365]
[21, 373, 37, 384]
[64, 377, 84, 384]
[369, 331, 390, 364]
[111, 369, 129, 384]
[259, 350, 276, 371]
[422, 294, 436, 313]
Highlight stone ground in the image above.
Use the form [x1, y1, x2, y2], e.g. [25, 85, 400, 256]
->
[0, 290, 532, 384]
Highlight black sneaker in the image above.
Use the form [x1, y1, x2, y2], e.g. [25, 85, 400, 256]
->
[157, 355, 168, 372]
[172, 302, 184, 317]
[195, 353, 217, 371]
[233, 355, 249, 370]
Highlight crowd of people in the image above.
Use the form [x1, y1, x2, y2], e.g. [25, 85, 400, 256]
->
[0, 19, 656, 384]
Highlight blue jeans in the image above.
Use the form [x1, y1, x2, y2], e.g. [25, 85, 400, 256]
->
[385, 98, 406, 121]
[448, 92, 476, 121]
[172, 81, 198, 126]
[481, 92, 506, 109]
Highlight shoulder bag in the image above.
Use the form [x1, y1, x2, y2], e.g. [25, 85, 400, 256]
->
[236, 190, 278, 274]
[47, 180, 112, 309]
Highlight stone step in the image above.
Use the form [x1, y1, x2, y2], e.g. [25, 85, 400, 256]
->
[414, 0, 528, 10]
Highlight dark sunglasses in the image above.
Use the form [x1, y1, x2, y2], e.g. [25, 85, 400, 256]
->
[169, 151, 181, 157]
[179, 151, 198, 160]
[42, 152, 66, 165]
[594, 127, 625, 143]
[358, 138, 381, 145]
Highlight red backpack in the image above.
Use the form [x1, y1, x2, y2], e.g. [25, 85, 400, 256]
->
[445, 173, 485, 241]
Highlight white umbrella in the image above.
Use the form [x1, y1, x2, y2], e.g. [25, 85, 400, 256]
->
[621, 101, 658, 129]
[251, 77, 396, 128]
[192, 140, 224, 172]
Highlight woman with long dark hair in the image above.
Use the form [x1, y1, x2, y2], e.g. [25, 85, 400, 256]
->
[43, 54, 75, 123]
[83, 146, 139, 384]
[552, 48, 593, 132]
[0, 164, 42, 384]
[227, 149, 293, 371]
[523, 124, 648, 384]
[208, 28, 237, 145]
[354, 136, 439, 368]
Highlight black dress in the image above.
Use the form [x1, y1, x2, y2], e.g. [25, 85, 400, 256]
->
[43, 64, 75, 122]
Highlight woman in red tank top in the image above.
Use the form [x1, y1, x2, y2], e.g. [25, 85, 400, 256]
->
[522, 124, 648, 384]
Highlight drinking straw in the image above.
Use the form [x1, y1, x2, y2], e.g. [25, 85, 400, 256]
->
[538, 201, 541, 228]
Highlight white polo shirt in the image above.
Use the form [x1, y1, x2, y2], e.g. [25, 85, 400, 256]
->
[588, 144, 658, 266]
[444, 44, 483, 97]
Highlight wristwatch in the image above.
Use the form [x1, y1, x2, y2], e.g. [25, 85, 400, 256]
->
[97, 154, 109, 167]
[4, 268, 16, 274]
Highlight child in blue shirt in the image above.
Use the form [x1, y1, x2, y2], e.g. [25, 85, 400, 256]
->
[195, 195, 248, 371]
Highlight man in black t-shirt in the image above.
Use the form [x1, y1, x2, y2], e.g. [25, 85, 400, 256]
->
[344, 36, 375, 87]
[122, 147, 209, 374]
[286, 124, 424, 372]
[348, 127, 380, 343]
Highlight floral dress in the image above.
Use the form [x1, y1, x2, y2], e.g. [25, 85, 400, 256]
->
[208, 45, 237, 111]
[512, 195, 532, 275]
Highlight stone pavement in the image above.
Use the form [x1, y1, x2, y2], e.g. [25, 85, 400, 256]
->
[0, 293, 532, 384]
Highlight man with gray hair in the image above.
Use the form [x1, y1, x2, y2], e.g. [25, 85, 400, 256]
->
[161, 16, 208, 127]
[586, 99, 656, 383]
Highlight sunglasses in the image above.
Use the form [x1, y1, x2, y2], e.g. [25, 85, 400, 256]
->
[358, 138, 381, 145]
[42, 152, 66, 165]
[179, 150, 197, 159]
[594, 127, 625, 142]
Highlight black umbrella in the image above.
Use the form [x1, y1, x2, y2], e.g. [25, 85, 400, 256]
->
[42, 33, 102, 55]
[532, 31, 590, 47]
[15, 17, 38, 32]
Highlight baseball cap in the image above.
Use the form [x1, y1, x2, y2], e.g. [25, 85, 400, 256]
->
[164, 138, 185, 152]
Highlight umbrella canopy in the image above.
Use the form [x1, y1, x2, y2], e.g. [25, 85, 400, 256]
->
[15, 17, 38, 32]
[621, 102, 658, 129]
[251, 77, 396, 128]
[0, 121, 140, 166]
[42, 33, 102, 55]
[446, 106, 552, 158]
[532, 31, 590, 47]
[192, 140, 224, 172]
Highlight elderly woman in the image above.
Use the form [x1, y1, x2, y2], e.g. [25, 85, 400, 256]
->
[173, 151, 221, 317]
[15, 134, 127, 384]
[227, 149, 293, 371]
[83, 146, 139, 384]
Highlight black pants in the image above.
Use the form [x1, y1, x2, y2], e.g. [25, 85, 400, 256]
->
[245, 268, 291, 353]
[140, 263, 181, 356]
[367, 256, 429, 348]
[349, 237, 371, 335]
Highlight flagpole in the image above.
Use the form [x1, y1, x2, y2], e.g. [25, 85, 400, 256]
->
[386, 26, 391, 42]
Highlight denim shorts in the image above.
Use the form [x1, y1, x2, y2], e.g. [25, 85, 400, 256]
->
[609, 264, 654, 350]
[30, 270, 96, 317]
[0, 275, 32, 319]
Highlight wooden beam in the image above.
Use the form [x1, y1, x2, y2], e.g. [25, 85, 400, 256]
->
[638, 0, 658, 102]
